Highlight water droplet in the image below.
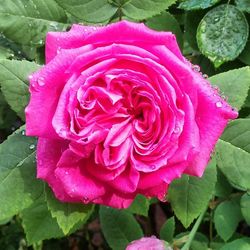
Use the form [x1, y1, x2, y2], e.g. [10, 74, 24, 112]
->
[192, 64, 200, 72]
[150, 165, 156, 170]
[174, 127, 180, 133]
[216, 101, 222, 108]
[11, 126, 15, 131]
[57, 47, 61, 54]
[202, 74, 208, 79]
[65, 171, 69, 175]
[21, 130, 25, 135]
[29, 144, 35, 150]
[37, 77, 45, 86]
[28, 75, 33, 80]
[214, 17, 220, 23]
[83, 196, 89, 203]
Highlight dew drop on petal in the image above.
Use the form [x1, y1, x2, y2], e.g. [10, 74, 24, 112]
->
[202, 74, 208, 79]
[83, 196, 89, 203]
[192, 65, 200, 72]
[37, 77, 45, 86]
[174, 127, 180, 133]
[216, 101, 223, 108]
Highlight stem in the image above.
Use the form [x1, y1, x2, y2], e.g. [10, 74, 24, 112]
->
[181, 209, 206, 250]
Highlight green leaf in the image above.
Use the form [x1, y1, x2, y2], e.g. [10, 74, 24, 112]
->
[21, 196, 64, 245]
[220, 238, 250, 250]
[55, 0, 117, 23]
[240, 193, 250, 225]
[45, 186, 94, 235]
[214, 169, 232, 198]
[214, 200, 242, 241]
[99, 206, 143, 250]
[0, 59, 40, 120]
[197, 4, 249, 68]
[221, 119, 250, 153]
[209, 67, 250, 110]
[236, 0, 250, 13]
[160, 216, 175, 243]
[216, 119, 250, 191]
[0, 46, 12, 59]
[167, 159, 217, 228]
[126, 194, 150, 217]
[0, 0, 68, 46]
[146, 12, 183, 49]
[178, 0, 220, 10]
[0, 127, 43, 221]
[122, 0, 177, 20]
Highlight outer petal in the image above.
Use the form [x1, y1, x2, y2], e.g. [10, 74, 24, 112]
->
[46, 24, 101, 63]
[25, 45, 92, 138]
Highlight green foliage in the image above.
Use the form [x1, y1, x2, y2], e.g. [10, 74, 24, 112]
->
[99, 206, 143, 250]
[0, 128, 43, 221]
[240, 193, 250, 225]
[126, 194, 150, 216]
[146, 12, 183, 48]
[45, 186, 94, 235]
[178, 0, 220, 10]
[214, 199, 242, 241]
[21, 196, 64, 245]
[167, 159, 217, 228]
[197, 5, 249, 68]
[0, 0, 68, 46]
[209, 67, 250, 110]
[0, 59, 40, 119]
[160, 216, 175, 243]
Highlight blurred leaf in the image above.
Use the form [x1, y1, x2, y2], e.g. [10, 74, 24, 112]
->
[209, 67, 250, 110]
[179, 0, 220, 10]
[160, 216, 175, 243]
[216, 119, 250, 190]
[99, 206, 143, 250]
[0, 0, 68, 47]
[0, 127, 43, 221]
[146, 12, 183, 49]
[235, 0, 250, 13]
[45, 186, 94, 235]
[240, 193, 250, 225]
[239, 39, 250, 65]
[197, 4, 249, 68]
[167, 158, 217, 228]
[122, 0, 177, 20]
[21, 196, 64, 245]
[220, 238, 250, 250]
[126, 194, 150, 216]
[214, 169, 232, 198]
[214, 200, 242, 241]
[0, 59, 40, 120]
[184, 10, 206, 51]
[55, 0, 117, 23]
[0, 46, 12, 59]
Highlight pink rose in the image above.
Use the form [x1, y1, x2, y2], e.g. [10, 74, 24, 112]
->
[126, 236, 171, 250]
[25, 21, 237, 208]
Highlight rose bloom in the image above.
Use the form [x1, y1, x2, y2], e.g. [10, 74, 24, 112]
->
[25, 21, 237, 208]
[126, 236, 171, 250]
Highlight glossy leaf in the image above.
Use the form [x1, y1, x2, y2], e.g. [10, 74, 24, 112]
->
[179, 0, 221, 10]
[240, 193, 250, 225]
[197, 5, 249, 67]
[126, 194, 150, 217]
[160, 216, 175, 243]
